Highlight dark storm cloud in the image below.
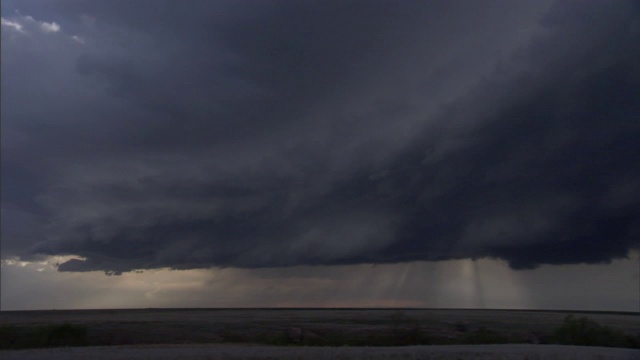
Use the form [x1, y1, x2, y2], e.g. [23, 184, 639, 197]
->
[2, 0, 639, 273]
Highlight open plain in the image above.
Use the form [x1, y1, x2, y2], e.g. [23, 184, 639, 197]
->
[1, 309, 639, 359]
[2, 344, 640, 360]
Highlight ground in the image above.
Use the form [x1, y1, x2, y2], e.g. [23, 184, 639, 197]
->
[1, 309, 639, 358]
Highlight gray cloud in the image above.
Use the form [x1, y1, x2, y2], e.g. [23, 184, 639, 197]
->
[2, 0, 639, 273]
[3, 257, 639, 311]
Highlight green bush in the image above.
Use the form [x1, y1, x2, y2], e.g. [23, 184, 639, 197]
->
[552, 315, 631, 348]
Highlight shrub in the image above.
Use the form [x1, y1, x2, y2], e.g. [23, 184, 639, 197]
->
[41, 323, 88, 347]
[552, 315, 630, 348]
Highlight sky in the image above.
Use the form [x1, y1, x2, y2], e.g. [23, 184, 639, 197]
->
[1, 0, 639, 311]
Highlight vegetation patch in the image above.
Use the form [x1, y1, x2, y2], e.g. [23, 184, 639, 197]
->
[0, 323, 88, 349]
[2, 311, 638, 349]
[548, 315, 639, 348]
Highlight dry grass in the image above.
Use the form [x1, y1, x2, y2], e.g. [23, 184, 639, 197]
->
[1, 309, 638, 349]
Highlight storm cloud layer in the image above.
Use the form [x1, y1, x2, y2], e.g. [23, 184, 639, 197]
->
[2, 0, 639, 274]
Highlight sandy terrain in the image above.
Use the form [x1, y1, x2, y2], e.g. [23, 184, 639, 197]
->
[2, 344, 639, 360]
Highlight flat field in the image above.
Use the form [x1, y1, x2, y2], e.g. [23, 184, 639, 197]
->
[1, 308, 638, 347]
[3, 344, 640, 360]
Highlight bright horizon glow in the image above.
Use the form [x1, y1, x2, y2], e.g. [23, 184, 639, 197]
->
[2, 255, 637, 312]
